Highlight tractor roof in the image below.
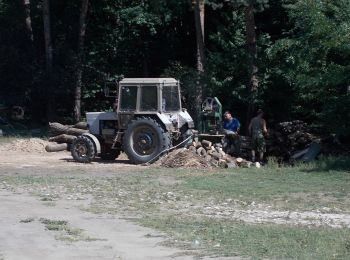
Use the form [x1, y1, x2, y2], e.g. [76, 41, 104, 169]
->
[119, 78, 178, 85]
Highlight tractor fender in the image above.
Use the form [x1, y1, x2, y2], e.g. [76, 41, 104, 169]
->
[178, 110, 195, 128]
[82, 133, 101, 154]
[156, 113, 173, 131]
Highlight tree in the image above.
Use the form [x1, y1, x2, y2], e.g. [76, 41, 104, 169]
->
[73, 0, 89, 122]
[193, 0, 205, 125]
[42, 0, 55, 120]
[23, 0, 34, 45]
[244, 2, 258, 119]
[42, 0, 53, 73]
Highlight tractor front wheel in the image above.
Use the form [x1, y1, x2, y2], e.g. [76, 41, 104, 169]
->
[71, 135, 96, 163]
[123, 117, 171, 164]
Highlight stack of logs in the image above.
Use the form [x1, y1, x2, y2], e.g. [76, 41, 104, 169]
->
[186, 139, 258, 168]
[45, 122, 88, 152]
[268, 120, 318, 159]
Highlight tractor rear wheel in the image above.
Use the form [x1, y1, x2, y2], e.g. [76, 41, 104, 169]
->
[123, 117, 171, 164]
[71, 135, 96, 163]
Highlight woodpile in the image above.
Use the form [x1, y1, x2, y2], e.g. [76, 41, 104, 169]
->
[267, 120, 318, 160]
[159, 139, 259, 169]
[45, 122, 88, 152]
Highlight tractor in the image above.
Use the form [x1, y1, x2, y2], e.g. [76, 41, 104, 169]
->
[71, 78, 195, 164]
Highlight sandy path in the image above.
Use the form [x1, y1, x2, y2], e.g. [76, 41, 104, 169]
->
[0, 190, 195, 260]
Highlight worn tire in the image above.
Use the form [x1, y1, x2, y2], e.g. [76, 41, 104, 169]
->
[71, 135, 96, 163]
[123, 117, 171, 164]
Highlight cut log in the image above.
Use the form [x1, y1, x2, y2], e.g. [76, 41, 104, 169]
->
[189, 145, 197, 153]
[240, 161, 252, 168]
[49, 134, 76, 144]
[74, 121, 88, 130]
[49, 122, 88, 136]
[211, 152, 222, 160]
[218, 159, 228, 168]
[214, 143, 222, 148]
[196, 147, 207, 156]
[195, 141, 202, 148]
[236, 157, 243, 163]
[205, 155, 212, 161]
[225, 154, 236, 163]
[66, 128, 88, 136]
[49, 122, 70, 132]
[201, 140, 212, 149]
[45, 143, 68, 152]
[227, 162, 237, 168]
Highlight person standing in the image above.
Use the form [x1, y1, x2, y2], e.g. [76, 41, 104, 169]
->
[248, 109, 268, 163]
[222, 111, 241, 156]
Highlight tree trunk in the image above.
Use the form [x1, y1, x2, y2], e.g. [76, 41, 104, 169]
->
[73, 0, 89, 122]
[45, 143, 68, 152]
[42, 0, 53, 73]
[194, 0, 205, 73]
[49, 134, 77, 144]
[142, 42, 149, 77]
[42, 0, 55, 120]
[23, 0, 34, 44]
[193, 0, 205, 126]
[244, 3, 258, 124]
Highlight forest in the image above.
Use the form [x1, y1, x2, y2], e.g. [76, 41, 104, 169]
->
[0, 0, 349, 139]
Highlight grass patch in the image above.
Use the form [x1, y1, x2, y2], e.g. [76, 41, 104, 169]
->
[183, 160, 350, 211]
[141, 215, 350, 260]
[39, 218, 101, 242]
[20, 217, 35, 223]
[40, 218, 68, 231]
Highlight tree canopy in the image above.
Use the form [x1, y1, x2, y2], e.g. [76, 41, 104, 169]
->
[0, 0, 348, 137]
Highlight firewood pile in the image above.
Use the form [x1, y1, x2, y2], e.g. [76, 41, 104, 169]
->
[267, 120, 318, 159]
[159, 139, 259, 169]
[45, 122, 88, 152]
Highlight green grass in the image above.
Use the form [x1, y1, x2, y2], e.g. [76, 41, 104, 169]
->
[39, 218, 101, 242]
[183, 158, 350, 212]
[40, 218, 68, 231]
[141, 216, 350, 260]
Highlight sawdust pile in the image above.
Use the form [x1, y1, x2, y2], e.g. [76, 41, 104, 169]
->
[0, 138, 49, 153]
[158, 149, 212, 169]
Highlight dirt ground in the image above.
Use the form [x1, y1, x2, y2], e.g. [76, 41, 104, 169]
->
[1, 139, 349, 259]
[0, 139, 237, 260]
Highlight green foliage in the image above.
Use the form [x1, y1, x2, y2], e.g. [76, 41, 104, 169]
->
[0, 0, 348, 138]
[268, 0, 350, 135]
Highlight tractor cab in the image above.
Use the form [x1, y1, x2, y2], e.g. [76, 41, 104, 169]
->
[116, 78, 183, 129]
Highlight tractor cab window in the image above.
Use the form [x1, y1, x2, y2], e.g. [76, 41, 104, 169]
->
[120, 86, 137, 110]
[162, 85, 180, 112]
[140, 85, 158, 111]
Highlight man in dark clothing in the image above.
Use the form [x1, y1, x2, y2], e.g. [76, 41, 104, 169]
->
[222, 111, 241, 156]
[248, 109, 268, 163]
